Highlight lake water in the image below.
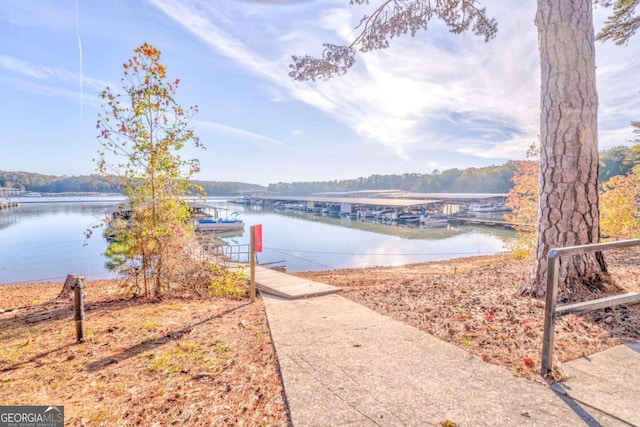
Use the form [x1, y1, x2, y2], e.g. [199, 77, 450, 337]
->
[0, 197, 512, 284]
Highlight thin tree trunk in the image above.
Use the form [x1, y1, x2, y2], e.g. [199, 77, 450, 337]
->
[529, 0, 608, 297]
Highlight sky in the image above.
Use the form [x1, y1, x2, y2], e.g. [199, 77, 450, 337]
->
[1, 1, 639, 186]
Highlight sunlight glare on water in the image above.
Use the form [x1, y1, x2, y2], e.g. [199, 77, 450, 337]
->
[0, 197, 510, 284]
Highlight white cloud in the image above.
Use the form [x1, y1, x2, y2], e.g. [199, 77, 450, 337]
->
[455, 135, 534, 160]
[0, 2, 72, 30]
[319, 8, 355, 41]
[600, 127, 637, 150]
[0, 54, 112, 91]
[0, 55, 55, 79]
[0, 75, 102, 108]
[149, 0, 640, 166]
[146, 0, 290, 86]
[279, 1, 542, 160]
[195, 120, 281, 145]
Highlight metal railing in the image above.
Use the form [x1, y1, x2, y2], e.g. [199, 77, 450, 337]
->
[220, 244, 251, 264]
[220, 244, 285, 269]
[541, 238, 640, 376]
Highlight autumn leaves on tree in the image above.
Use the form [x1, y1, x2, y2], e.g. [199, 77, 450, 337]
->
[600, 124, 640, 240]
[504, 145, 539, 260]
[96, 43, 204, 297]
[505, 141, 640, 258]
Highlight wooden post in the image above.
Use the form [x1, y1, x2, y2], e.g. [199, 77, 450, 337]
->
[71, 276, 86, 342]
[250, 225, 256, 303]
[58, 274, 79, 300]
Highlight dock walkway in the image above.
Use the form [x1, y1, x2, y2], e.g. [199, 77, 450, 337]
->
[254, 266, 340, 299]
[450, 216, 533, 229]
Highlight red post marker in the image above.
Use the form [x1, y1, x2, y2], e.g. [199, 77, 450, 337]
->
[249, 224, 262, 303]
[254, 224, 263, 253]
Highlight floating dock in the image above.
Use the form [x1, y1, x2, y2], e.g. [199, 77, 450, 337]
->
[448, 216, 533, 229]
[0, 188, 20, 210]
[234, 191, 530, 230]
[254, 266, 340, 299]
[233, 191, 510, 215]
[0, 201, 19, 210]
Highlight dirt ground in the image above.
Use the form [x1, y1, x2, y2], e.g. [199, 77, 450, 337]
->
[2, 249, 639, 425]
[295, 248, 640, 383]
[0, 280, 288, 426]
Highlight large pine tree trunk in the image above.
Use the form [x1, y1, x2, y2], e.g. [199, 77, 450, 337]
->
[529, 0, 608, 296]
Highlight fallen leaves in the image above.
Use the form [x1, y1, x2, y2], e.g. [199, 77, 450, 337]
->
[0, 281, 287, 425]
[297, 250, 640, 382]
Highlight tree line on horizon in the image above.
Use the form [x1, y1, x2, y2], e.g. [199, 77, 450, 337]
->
[0, 145, 637, 196]
[0, 170, 262, 196]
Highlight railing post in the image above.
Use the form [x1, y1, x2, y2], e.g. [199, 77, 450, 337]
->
[541, 250, 560, 377]
[538, 239, 640, 378]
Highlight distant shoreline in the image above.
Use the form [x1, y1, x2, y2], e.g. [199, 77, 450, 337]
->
[16, 194, 126, 204]
[18, 191, 124, 198]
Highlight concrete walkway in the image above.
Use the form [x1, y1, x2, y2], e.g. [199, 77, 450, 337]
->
[262, 293, 633, 426]
[554, 341, 640, 426]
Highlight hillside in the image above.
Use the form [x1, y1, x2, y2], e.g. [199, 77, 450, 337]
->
[1, 146, 634, 196]
[0, 170, 266, 196]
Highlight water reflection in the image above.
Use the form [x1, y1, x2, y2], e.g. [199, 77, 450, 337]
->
[0, 197, 513, 284]
[0, 200, 119, 284]
[0, 211, 19, 232]
[205, 200, 512, 272]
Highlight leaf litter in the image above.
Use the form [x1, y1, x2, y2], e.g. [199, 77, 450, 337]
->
[296, 248, 640, 383]
[0, 280, 287, 426]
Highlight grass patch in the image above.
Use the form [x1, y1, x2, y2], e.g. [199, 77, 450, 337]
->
[214, 342, 232, 354]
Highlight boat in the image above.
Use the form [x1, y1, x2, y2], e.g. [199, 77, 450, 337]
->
[420, 213, 449, 227]
[230, 196, 252, 205]
[103, 202, 245, 239]
[195, 210, 244, 232]
[372, 209, 397, 222]
[397, 212, 421, 223]
[469, 201, 509, 213]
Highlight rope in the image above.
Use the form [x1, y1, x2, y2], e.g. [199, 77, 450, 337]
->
[263, 246, 507, 257]
[267, 247, 333, 269]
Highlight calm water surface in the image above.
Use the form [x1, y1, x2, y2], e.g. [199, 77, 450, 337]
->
[0, 197, 511, 284]
[0, 198, 122, 284]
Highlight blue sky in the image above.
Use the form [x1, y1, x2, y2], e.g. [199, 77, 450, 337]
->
[1, 1, 639, 186]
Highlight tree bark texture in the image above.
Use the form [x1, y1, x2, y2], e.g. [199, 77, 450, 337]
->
[532, 0, 607, 296]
